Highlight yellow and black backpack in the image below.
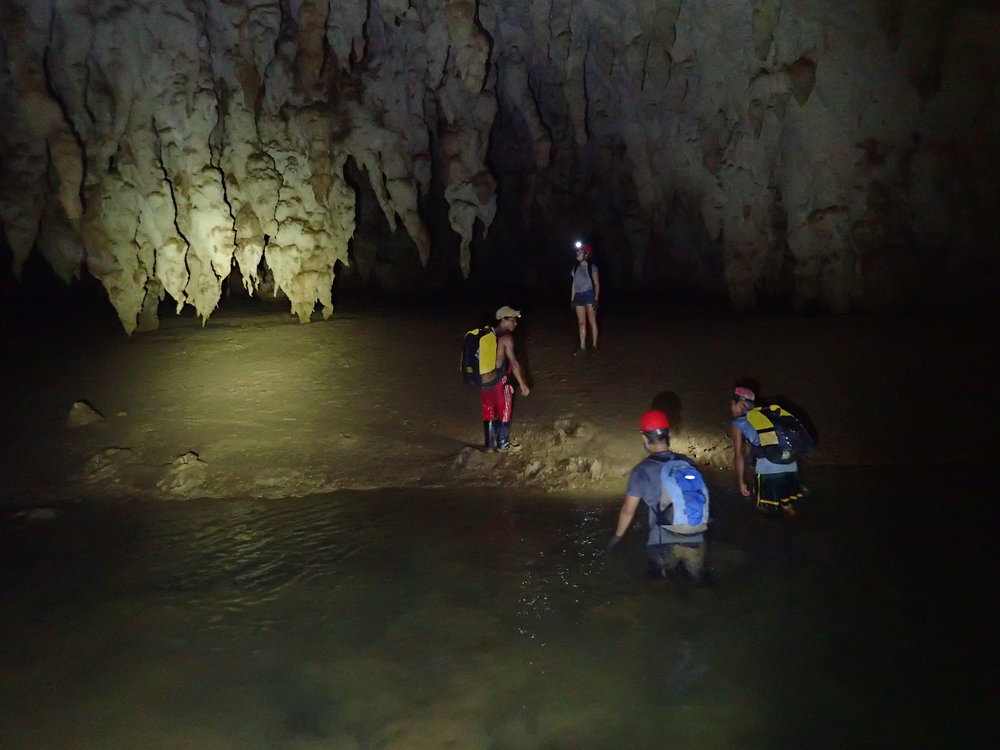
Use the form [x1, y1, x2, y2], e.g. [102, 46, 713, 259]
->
[460, 326, 499, 389]
[745, 404, 815, 464]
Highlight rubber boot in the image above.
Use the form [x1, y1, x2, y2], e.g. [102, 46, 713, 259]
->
[482, 420, 496, 452]
[496, 422, 521, 452]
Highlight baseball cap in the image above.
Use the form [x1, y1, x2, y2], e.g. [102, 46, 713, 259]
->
[495, 306, 522, 320]
[733, 386, 756, 403]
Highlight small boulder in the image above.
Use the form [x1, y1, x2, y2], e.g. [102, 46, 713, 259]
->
[67, 400, 104, 428]
[84, 447, 137, 479]
[521, 460, 543, 479]
[588, 458, 603, 479]
[157, 451, 208, 497]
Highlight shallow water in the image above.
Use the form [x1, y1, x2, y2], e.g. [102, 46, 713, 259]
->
[1, 467, 991, 749]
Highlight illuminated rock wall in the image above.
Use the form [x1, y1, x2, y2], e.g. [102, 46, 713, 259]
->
[0, 0, 996, 329]
[0, 0, 494, 331]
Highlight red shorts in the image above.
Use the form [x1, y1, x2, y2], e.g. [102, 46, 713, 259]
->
[480, 377, 513, 421]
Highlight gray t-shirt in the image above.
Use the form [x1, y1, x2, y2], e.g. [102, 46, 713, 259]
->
[572, 263, 596, 294]
[626, 451, 705, 545]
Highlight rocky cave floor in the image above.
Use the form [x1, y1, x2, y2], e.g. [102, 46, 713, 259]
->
[1, 299, 990, 514]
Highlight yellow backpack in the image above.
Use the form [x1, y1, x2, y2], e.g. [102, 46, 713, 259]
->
[460, 326, 499, 388]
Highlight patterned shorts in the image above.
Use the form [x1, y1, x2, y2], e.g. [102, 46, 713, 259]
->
[754, 471, 805, 514]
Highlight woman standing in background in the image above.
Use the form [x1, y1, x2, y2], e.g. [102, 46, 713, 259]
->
[570, 241, 600, 355]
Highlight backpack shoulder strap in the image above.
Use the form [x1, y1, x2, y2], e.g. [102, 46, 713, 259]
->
[648, 452, 674, 466]
[746, 407, 775, 431]
[643, 454, 672, 509]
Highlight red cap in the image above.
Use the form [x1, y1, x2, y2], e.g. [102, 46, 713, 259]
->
[640, 409, 670, 432]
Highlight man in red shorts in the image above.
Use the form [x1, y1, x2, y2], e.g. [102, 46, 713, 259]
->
[479, 306, 531, 451]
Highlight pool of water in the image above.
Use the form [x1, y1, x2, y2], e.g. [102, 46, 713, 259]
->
[0, 467, 992, 749]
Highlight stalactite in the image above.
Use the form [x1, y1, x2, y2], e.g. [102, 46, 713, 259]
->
[0, 0, 996, 325]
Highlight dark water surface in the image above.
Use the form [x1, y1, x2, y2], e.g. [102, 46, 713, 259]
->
[1, 467, 992, 749]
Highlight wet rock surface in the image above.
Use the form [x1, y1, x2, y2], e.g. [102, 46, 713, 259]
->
[0, 307, 988, 506]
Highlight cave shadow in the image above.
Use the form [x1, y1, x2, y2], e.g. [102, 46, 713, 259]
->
[651, 391, 683, 435]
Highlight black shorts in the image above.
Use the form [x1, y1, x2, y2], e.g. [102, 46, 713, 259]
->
[754, 471, 805, 513]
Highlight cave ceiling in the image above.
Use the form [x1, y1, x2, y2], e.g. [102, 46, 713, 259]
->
[1, 0, 997, 331]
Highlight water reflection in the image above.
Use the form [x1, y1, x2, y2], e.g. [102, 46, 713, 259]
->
[0, 468, 990, 748]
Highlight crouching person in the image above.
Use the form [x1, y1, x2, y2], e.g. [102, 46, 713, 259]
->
[729, 386, 809, 516]
[607, 410, 710, 583]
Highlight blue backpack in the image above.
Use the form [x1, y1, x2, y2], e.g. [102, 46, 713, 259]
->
[652, 455, 709, 534]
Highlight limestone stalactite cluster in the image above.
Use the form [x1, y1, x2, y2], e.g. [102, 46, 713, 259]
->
[0, 0, 495, 331]
[1, 1, 997, 330]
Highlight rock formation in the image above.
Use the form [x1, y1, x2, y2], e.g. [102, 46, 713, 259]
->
[1, 0, 997, 331]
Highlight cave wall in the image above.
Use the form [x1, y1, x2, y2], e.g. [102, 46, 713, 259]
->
[0, 0, 997, 331]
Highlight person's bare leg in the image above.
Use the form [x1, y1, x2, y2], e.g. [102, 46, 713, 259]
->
[574, 305, 587, 351]
[586, 304, 599, 349]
